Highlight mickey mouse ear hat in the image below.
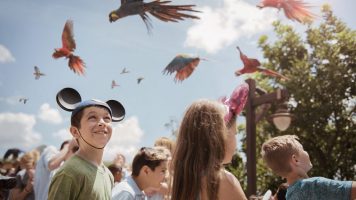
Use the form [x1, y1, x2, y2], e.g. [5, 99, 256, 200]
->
[56, 88, 125, 122]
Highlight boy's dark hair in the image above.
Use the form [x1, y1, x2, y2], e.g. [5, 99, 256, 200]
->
[108, 163, 123, 175]
[71, 105, 111, 128]
[131, 147, 168, 177]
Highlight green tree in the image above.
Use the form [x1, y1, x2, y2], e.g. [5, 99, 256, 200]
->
[226, 4, 356, 195]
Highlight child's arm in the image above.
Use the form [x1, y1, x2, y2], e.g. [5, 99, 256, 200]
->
[351, 181, 356, 200]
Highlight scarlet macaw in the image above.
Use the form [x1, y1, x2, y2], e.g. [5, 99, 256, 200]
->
[235, 46, 289, 80]
[52, 20, 85, 75]
[257, 0, 316, 23]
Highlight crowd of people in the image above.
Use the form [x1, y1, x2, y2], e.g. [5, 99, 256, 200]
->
[1, 98, 355, 200]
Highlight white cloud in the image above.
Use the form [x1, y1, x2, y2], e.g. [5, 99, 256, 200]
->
[184, 0, 277, 54]
[104, 116, 144, 163]
[0, 112, 42, 150]
[52, 128, 72, 141]
[38, 103, 63, 124]
[0, 44, 15, 63]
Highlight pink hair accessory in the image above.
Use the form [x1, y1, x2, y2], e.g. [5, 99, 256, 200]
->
[220, 83, 249, 123]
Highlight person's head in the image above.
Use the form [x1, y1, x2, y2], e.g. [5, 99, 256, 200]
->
[131, 147, 169, 189]
[70, 100, 114, 150]
[172, 99, 227, 200]
[20, 150, 39, 171]
[261, 135, 312, 178]
[108, 163, 123, 183]
[154, 137, 176, 156]
[113, 153, 126, 166]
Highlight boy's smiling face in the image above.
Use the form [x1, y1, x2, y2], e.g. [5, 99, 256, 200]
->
[77, 106, 113, 148]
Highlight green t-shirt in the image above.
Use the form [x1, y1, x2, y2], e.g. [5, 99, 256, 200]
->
[48, 155, 114, 200]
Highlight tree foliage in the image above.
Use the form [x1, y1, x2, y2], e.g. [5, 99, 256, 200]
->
[227, 4, 356, 195]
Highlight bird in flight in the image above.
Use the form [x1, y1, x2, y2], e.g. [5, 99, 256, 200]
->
[111, 80, 120, 89]
[235, 46, 289, 80]
[162, 54, 203, 82]
[109, 0, 200, 32]
[120, 67, 130, 74]
[52, 20, 86, 75]
[19, 98, 29, 104]
[137, 77, 144, 84]
[33, 66, 45, 80]
[257, 0, 316, 23]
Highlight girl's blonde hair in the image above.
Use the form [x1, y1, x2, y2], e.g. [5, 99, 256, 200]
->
[154, 137, 176, 155]
[171, 99, 227, 200]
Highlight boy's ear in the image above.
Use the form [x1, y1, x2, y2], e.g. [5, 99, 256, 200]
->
[291, 154, 299, 165]
[141, 165, 150, 175]
[70, 126, 80, 139]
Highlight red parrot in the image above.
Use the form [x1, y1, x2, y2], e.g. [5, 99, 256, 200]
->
[162, 54, 202, 82]
[257, 0, 316, 23]
[235, 46, 289, 80]
[111, 80, 120, 89]
[109, 0, 200, 32]
[33, 66, 45, 80]
[52, 20, 86, 75]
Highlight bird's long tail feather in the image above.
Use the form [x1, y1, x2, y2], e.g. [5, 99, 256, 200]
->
[144, 0, 200, 22]
[68, 55, 86, 75]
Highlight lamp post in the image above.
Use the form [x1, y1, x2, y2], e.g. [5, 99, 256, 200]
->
[245, 78, 291, 196]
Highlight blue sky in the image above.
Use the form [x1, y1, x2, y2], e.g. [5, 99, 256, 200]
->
[1, 0, 355, 163]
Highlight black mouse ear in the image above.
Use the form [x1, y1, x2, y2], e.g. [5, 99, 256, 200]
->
[106, 100, 125, 122]
[56, 88, 82, 111]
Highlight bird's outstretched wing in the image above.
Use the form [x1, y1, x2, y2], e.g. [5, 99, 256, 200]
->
[162, 54, 200, 82]
[62, 20, 76, 52]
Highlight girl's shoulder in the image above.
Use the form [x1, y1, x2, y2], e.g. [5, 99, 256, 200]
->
[218, 169, 247, 200]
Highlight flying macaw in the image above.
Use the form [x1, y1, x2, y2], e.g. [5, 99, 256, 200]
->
[220, 83, 249, 126]
[162, 54, 202, 82]
[120, 67, 130, 74]
[52, 20, 86, 75]
[235, 46, 289, 80]
[111, 80, 120, 89]
[33, 66, 45, 80]
[109, 0, 200, 32]
[137, 77, 144, 84]
[257, 0, 316, 23]
[19, 98, 29, 104]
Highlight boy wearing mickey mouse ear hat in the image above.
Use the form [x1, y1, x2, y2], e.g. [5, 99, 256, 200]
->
[48, 88, 126, 200]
